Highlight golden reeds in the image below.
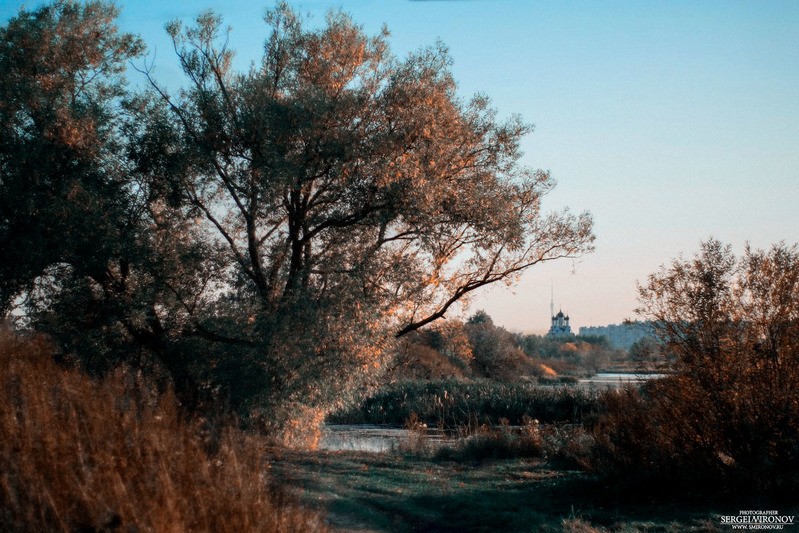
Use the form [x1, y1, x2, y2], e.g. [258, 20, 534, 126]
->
[0, 329, 325, 532]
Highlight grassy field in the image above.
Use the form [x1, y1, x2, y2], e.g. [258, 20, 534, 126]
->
[270, 448, 751, 532]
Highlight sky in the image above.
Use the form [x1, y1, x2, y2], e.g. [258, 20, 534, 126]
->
[3, 0, 798, 334]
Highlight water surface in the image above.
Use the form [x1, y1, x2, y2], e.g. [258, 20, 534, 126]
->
[579, 372, 666, 388]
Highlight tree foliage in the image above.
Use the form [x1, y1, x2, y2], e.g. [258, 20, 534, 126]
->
[0, 1, 143, 314]
[596, 239, 799, 492]
[136, 5, 593, 334]
[0, 2, 593, 439]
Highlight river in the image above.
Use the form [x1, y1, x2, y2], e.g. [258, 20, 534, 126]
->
[578, 372, 667, 388]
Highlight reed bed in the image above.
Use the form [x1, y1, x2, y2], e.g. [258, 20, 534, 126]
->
[329, 379, 603, 427]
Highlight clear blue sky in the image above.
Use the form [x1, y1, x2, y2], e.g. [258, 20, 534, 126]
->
[4, 1, 798, 334]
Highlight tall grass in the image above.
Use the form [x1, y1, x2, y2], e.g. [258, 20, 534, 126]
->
[328, 379, 602, 427]
[0, 329, 326, 532]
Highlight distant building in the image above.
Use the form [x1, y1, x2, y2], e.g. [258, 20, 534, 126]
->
[546, 286, 573, 337]
[548, 309, 573, 337]
[578, 322, 652, 350]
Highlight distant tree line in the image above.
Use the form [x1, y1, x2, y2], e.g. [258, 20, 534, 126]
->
[391, 310, 625, 382]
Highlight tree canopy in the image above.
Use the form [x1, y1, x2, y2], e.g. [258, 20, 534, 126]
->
[0, 1, 594, 437]
[0, 0, 143, 315]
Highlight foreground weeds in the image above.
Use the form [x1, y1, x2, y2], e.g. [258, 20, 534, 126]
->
[0, 330, 326, 532]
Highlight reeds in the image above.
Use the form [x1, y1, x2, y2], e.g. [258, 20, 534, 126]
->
[329, 379, 602, 428]
[0, 329, 326, 532]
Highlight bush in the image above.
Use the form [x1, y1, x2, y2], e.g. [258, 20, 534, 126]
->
[466, 318, 539, 380]
[540, 424, 595, 470]
[435, 418, 542, 462]
[593, 380, 701, 485]
[0, 329, 326, 532]
[390, 343, 468, 380]
[593, 241, 799, 495]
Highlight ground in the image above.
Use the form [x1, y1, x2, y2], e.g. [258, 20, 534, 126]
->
[269, 449, 747, 532]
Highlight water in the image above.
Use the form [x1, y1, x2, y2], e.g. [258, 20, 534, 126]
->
[578, 372, 666, 388]
[319, 424, 448, 453]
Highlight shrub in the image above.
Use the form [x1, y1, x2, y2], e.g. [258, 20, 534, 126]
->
[0, 329, 326, 532]
[435, 418, 542, 462]
[540, 424, 595, 470]
[593, 241, 799, 494]
[593, 380, 700, 485]
[466, 318, 539, 380]
[390, 343, 468, 380]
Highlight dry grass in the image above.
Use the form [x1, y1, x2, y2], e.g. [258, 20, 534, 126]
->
[434, 417, 543, 462]
[0, 329, 326, 532]
[560, 518, 606, 532]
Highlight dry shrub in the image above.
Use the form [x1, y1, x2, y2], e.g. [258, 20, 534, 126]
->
[390, 343, 467, 381]
[540, 424, 595, 470]
[0, 329, 326, 532]
[435, 417, 542, 462]
[559, 517, 605, 533]
[591, 381, 690, 486]
[593, 375, 799, 495]
[397, 412, 435, 455]
[592, 242, 799, 496]
[252, 403, 327, 449]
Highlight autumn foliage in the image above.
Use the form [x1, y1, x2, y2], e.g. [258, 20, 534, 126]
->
[0, 1, 593, 440]
[594, 241, 799, 494]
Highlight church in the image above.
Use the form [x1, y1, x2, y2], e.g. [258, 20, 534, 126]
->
[548, 309, 572, 337]
[546, 288, 573, 337]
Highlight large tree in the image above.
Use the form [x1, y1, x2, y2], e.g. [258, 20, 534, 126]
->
[1, 2, 593, 439]
[132, 5, 593, 426]
[137, 4, 594, 332]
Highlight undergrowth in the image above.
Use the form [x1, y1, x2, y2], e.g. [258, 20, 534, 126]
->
[434, 417, 543, 462]
[0, 329, 326, 532]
